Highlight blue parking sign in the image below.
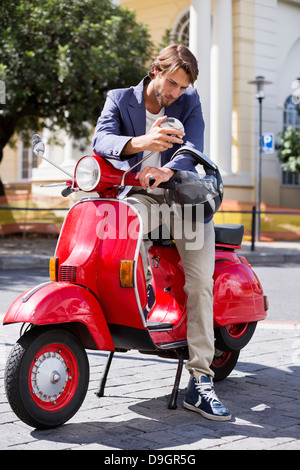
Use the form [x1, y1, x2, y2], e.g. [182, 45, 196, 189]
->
[262, 133, 274, 153]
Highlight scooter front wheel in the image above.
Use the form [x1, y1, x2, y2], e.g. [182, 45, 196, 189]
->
[4, 326, 89, 429]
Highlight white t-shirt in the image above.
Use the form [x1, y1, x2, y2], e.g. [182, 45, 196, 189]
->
[139, 107, 165, 195]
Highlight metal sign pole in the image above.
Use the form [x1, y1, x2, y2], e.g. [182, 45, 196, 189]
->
[248, 76, 272, 243]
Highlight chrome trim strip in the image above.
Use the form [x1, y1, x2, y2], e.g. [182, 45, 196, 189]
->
[117, 199, 146, 327]
[148, 326, 173, 332]
[22, 281, 53, 302]
[156, 340, 188, 350]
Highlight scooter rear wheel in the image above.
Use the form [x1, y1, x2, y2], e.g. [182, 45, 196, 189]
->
[214, 321, 257, 352]
[211, 349, 240, 382]
[4, 326, 89, 429]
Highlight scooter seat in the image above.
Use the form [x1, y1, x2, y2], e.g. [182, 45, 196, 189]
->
[151, 223, 244, 247]
[214, 223, 244, 246]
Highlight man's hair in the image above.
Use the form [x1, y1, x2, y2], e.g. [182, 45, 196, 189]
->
[148, 44, 199, 85]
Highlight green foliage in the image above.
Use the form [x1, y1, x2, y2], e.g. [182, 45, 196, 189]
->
[276, 126, 300, 173]
[0, 0, 154, 149]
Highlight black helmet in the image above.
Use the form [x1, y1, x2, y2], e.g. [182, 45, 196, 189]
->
[163, 146, 224, 220]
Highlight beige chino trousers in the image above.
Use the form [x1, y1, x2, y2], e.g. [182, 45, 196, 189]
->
[126, 190, 216, 379]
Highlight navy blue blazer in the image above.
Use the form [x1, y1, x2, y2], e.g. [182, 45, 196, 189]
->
[92, 77, 205, 174]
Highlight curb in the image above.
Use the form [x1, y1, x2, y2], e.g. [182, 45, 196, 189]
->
[239, 252, 300, 265]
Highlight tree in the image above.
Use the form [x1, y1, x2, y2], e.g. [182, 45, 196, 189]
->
[276, 126, 300, 173]
[0, 0, 154, 196]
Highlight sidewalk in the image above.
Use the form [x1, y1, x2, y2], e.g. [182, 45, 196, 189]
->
[0, 235, 300, 269]
[240, 240, 300, 265]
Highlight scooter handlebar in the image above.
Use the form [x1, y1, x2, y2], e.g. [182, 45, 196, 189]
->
[61, 186, 73, 197]
[149, 177, 177, 189]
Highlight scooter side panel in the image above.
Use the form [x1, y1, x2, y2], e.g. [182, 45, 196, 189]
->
[54, 199, 148, 330]
[95, 200, 148, 329]
[147, 245, 187, 345]
[213, 255, 267, 326]
[3, 282, 115, 351]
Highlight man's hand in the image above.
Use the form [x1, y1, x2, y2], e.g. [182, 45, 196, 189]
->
[136, 166, 174, 190]
[122, 116, 185, 155]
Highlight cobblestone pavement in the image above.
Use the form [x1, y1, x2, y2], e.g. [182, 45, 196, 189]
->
[0, 236, 299, 451]
[0, 318, 299, 451]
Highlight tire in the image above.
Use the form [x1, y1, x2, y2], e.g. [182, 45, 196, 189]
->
[214, 321, 257, 352]
[4, 326, 89, 429]
[211, 349, 240, 382]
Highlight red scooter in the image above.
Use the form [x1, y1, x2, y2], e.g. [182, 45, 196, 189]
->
[3, 134, 268, 429]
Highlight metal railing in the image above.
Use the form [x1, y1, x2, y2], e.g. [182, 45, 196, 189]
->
[0, 207, 68, 211]
[219, 206, 300, 250]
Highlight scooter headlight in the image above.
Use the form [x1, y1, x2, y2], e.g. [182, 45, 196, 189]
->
[75, 156, 101, 191]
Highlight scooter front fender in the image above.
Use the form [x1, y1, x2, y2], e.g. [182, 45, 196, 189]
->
[3, 282, 114, 351]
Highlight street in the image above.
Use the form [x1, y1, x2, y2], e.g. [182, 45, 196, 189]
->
[251, 264, 300, 323]
[1, 265, 300, 322]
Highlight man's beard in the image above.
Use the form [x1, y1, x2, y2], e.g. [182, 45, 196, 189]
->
[153, 86, 173, 108]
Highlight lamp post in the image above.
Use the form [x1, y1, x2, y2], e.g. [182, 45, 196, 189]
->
[248, 76, 272, 242]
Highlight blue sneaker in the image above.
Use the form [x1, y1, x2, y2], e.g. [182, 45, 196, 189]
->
[183, 375, 231, 421]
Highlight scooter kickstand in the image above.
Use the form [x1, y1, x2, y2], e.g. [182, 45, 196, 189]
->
[95, 351, 114, 398]
[168, 350, 184, 410]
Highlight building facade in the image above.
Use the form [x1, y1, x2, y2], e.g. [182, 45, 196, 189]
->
[120, 0, 300, 208]
[2, 0, 300, 208]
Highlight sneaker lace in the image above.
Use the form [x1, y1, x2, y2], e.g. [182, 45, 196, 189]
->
[195, 381, 219, 404]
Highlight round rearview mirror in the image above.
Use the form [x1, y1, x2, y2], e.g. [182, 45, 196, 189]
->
[160, 117, 184, 133]
[32, 134, 45, 158]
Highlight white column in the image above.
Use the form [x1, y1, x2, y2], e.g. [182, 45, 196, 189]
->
[62, 134, 74, 169]
[189, 0, 211, 155]
[210, 0, 233, 174]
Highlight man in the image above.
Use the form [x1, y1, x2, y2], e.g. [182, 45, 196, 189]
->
[92, 44, 231, 421]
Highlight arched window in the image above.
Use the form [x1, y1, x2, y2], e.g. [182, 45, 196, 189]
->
[281, 94, 300, 186]
[18, 134, 38, 181]
[171, 9, 190, 46]
[283, 95, 300, 131]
